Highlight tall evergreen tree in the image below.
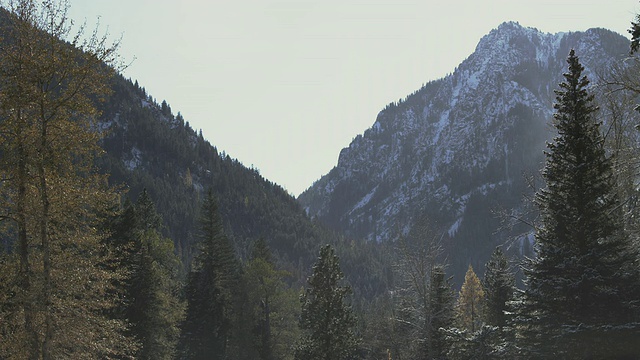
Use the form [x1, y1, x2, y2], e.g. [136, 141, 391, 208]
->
[630, 13, 640, 54]
[483, 247, 514, 328]
[115, 190, 184, 360]
[295, 244, 359, 360]
[519, 49, 640, 358]
[428, 265, 455, 360]
[244, 238, 299, 360]
[481, 247, 516, 359]
[180, 190, 240, 360]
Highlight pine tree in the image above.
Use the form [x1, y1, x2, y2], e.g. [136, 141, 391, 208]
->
[295, 244, 359, 360]
[519, 49, 640, 358]
[630, 13, 640, 54]
[483, 247, 514, 328]
[110, 190, 184, 360]
[482, 247, 515, 358]
[180, 190, 240, 360]
[244, 238, 299, 360]
[428, 265, 455, 360]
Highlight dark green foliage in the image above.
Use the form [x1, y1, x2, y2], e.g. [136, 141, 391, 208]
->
[295, 245, 359, 360]
[98, 75, 383, 291]
[180, 190, 240, 360]
[483, 247, 514, 328]
[108, 190, 184, 360]
[244, 239, 300, 360]
[472, 247, 516, 359]
[251, 238, 272, 264]
[429, 265, 456, 360]
[132, 230, 185, 360]
[96, 72, 393, 359]
[518, 50, 640, 358]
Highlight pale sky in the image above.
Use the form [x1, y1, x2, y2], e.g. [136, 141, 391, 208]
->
[69, 0, 639, 196]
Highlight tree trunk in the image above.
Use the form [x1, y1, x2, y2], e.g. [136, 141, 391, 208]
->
[17, 123, 39, 360]
[39, 114, 53, 360]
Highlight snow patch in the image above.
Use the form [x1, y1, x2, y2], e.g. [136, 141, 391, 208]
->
[352, 185, 378, 212]
[467, 71, 481, 90]
[433, 110, 450, 144]
[448, 218, 463, 237]
[124, 147, 142, 171]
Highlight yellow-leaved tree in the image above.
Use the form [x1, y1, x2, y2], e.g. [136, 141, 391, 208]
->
[0, 0, 136, 358]
[455, 264, 486, 333]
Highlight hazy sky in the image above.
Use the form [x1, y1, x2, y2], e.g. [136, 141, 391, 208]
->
[69, 0, 639, 196]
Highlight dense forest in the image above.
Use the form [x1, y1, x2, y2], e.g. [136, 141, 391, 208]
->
[3, 0, 640, 359]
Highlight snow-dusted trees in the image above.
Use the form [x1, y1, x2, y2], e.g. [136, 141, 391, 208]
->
[446, 265, 491, 360]
[390, 219, 455, 360]
[295, 244, 358, 360]
[517, 49, 640, 358]
[483, 247, 514, 329]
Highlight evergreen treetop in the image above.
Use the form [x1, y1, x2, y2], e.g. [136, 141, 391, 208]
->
[483, 247, 514, 328]
[180, 190, 240, 360]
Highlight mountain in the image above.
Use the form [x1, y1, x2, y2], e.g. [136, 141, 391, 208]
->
[97, 76, 321, 267]
[298, 22, 630, 282]
[93, 74, 390, 298]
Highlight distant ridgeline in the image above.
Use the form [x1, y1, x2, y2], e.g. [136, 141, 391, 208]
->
[96, 74, 391, 298]
[298, 22, 632, 285]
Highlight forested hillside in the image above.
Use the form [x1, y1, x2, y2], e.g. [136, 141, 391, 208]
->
[96, 72, 391, 297]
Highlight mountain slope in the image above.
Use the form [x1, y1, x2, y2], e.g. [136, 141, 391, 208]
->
[92, 74, 391, 298]
[298, 22, 630, 281]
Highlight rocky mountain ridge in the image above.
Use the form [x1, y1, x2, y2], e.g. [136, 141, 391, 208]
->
[298, 22, 630, 275]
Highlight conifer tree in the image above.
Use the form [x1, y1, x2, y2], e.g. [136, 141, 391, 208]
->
[519, 49, 640, 358]
[244, 238, 299, 360]
[295, 244, 358, 360]
[456, 265, 485, 333]
[481, 247, 515, 358]
[630, 13, 640, 54]
[483, 247, 514, 328]
[111, 190, 184, 360]
[428, 265, 455, 360]
[180, 190, 240, 360]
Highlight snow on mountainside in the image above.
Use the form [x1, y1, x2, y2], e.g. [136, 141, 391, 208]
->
[298, 22, 630, 276]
